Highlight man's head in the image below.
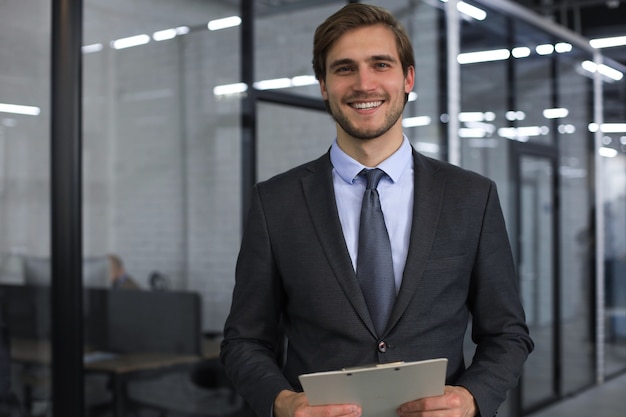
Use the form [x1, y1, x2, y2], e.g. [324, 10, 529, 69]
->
[312, 4, 415, 83]
[312, 4, 415, 144]
[108, 254, 125, 283]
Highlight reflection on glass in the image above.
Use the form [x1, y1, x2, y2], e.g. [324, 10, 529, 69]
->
[519, 155, 555, 409]
[603, 153, 626, 377]
[0, 0, 52, 415]
[82, 0, 243, 415]
[557, 45, 595, 395]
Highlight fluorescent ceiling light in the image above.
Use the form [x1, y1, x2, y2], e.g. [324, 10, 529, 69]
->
[599, 147, 618, 158]
[498, 126, 549, 140]
[543, 108, 569, 119]
[590, 35, 626, 49]
[581, 60, 596, 73]
[440, 0, 487, 21]
[459, 111, 495, 122]
[82, 43, 103, 54]
[536, 44, 554, 55]
[555, 42, 572, 53]
[110, 34, 150, 50]
[505, 111, 526, 121]
[512, 47, 531, 58]
[597, 64, 624, 81]
[0, 103, 41, 116]
[458, 112, 484, 122]
[208, 16, 241, 31]
[290, 75, 317, 87]
[458, 49, 510, 64]
[253, 78, 292, 90]
[457, 2, 487, 21]
[558, 124, 576, 134]
[214, 74, 317, 96]
[213, 82, 248, 96]
[403, 116, 431, 128]
[581, 60, 624, 81]
[459, 127, 488, 138]
[153, 29, 178, 41]
[588, 123, 626, 133]
[464, 121, 496, 134]
[176, 26, 190, 36]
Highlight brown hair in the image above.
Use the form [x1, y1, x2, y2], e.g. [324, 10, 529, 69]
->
[312, 3, 415, 82]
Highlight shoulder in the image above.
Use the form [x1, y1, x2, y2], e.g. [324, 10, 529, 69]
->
[120, 275, 141, 290]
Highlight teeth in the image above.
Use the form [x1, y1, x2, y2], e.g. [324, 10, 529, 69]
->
[352, 101, 382, 109]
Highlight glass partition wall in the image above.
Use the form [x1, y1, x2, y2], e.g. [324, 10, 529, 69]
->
[454, 0, 625, 414]
[82, 0, 244, 415]
[601, 67, 626, 378]
[0, 0, 53, 415]
[1, 0, 625, 416]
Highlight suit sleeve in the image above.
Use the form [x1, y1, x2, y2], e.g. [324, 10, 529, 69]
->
[455, 181, 534, 417]
[220, 185, 292, 416]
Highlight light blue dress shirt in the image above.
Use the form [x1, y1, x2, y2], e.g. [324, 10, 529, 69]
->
[330, 136, 414, 292]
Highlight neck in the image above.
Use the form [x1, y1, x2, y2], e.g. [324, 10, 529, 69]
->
[336, 130, 404, 167]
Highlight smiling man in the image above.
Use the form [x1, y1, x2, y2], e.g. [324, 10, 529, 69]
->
[220, 4, 533, 417]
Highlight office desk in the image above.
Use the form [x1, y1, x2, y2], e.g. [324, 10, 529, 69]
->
[11, 338, 214, 417]
[3, 285, 208, 417]
[86, 352, 201, 417]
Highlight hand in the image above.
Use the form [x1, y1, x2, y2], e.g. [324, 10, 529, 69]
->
[396, 385, 477, 417]
[274, 390, 362, 417]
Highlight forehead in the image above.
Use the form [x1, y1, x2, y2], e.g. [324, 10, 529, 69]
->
[326, 24, 399, 64]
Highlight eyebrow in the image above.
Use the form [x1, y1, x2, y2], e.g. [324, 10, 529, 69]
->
[328, 58, 356, 71]
[328, 54, 398, 70]
[369, 54, 397, 63]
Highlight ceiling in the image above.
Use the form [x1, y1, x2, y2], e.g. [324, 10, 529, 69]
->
[514, 0, 626, 65]
[230, 0, 626, 64]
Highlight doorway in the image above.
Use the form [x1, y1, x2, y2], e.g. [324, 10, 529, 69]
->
[511, 142, 560, 415]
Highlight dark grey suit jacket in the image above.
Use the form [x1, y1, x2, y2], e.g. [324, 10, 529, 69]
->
[221, 150, 533, 417]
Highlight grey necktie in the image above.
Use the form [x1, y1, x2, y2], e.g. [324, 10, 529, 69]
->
[356, 168, 396, 337]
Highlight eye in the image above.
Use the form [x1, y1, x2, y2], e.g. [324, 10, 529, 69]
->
[335, 65, 354, 74]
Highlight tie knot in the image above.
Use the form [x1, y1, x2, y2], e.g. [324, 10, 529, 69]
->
[361, 168, 386, 190]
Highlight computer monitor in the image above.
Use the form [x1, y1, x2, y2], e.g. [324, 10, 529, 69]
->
[21, 255, 110, 288]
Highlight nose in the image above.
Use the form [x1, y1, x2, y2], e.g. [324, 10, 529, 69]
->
[354, 67, 376, 91]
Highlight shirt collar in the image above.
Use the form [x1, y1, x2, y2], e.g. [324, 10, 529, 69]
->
[330, 135, 413, 184]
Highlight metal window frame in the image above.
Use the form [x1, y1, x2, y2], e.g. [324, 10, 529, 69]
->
[51, 0, 84, 415]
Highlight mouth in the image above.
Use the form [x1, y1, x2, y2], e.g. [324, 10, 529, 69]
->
[349, 100, 383, 110]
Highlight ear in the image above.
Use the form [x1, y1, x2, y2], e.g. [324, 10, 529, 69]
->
[404, 66, 415, 93]
[319, 78, 329, 100]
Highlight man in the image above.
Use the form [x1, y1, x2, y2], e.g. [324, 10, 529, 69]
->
[108, 254, 140, 289]
[220, 4, 533, 417]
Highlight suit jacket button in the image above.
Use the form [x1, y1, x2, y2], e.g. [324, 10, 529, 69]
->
[378, 341, 387, 353]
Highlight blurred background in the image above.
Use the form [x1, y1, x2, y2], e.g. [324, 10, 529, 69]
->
[0, 0, 625, 416]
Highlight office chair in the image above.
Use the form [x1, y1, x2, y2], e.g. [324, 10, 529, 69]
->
[0, 304, 27, 417]
[126, 357, 245, 417]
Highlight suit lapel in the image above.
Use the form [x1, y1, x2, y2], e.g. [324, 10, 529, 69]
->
[387, 151, 446, 331]
[301, 154, 377, 335]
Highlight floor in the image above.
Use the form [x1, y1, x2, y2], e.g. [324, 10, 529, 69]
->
[528, 371, 626, 417]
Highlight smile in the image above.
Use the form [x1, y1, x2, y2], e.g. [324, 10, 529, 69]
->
[350, 101, 383, 110]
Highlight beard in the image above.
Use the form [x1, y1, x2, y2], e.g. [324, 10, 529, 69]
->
[326, 94, 406, 140]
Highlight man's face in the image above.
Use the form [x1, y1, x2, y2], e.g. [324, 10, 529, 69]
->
[319, 24, 414, 141]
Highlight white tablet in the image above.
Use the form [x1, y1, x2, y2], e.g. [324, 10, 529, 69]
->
[299, 358, 448, 417]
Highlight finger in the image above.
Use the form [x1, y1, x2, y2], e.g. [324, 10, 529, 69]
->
[310, 403, 362, 417]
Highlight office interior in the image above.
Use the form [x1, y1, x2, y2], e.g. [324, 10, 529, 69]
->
[0, 0, 625, 416]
